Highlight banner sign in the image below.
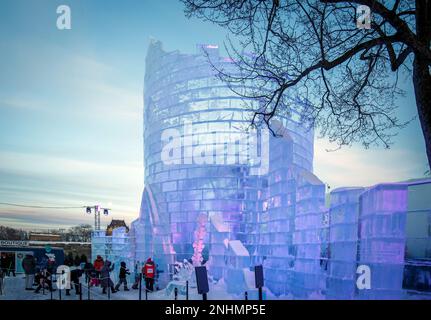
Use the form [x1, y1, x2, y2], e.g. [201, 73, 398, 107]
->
[0, 240, 29, 247]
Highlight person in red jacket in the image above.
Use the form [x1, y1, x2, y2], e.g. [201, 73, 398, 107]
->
[143, 258, 155, 292]
[93, 255, 104, 284]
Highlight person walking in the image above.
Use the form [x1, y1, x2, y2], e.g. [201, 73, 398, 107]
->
[0, 267, 4, 295]
[93, 255, 104, 284]
[100, 260, 117, 295]
[0, 254, 5, 276]
[84, 261, 94, 285]
[115, 261, 130, 291]
[34, 269, 55, 293]
[22, 254, 36, 290]
[131, 261, 141, 290]
[143, 258, 155, 292]
[70, 261, 83, 295]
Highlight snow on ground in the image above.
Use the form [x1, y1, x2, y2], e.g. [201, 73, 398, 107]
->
[0, 275, 245, 301]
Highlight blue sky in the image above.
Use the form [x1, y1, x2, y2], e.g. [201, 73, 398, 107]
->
[0, 0, 428, 230]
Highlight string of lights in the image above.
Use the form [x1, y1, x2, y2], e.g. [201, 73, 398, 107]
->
[0, 202, 87, 209]
[0, 202, 111, 231]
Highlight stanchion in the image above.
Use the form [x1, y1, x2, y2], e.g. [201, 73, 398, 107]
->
[174, 287, 178, 300]
[186, 281, 189, 300]
[79, 283, 82, 300]
[108, 280, 111, 300]
[49, 272, 53, 300]
[42, 270, 45, 296]
[87, 278, 91, 300]
[138, 273, 142, 301]
[202, 293, 207, 301]
[59, 270, 64, 300]
[245, 291, 248, 300]
[258, 287, 263, 301]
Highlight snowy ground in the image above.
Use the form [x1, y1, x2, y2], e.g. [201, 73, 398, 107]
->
[0, 275, 248, 301]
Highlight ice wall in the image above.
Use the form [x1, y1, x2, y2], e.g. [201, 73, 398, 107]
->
[326, 187, 365, 299]
[357, 183, 408, 299]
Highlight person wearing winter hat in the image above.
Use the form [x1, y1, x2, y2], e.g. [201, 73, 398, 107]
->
[115, 261, 130, 291]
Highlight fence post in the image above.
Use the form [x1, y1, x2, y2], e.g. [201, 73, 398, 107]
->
[49, 275, 53, 300]
[145, 277, 148, 301]
[42, 270, 45, 295]
[186, 281, 189, 300]
[139, 273, 142, 301]
[108, 279, 111, 300]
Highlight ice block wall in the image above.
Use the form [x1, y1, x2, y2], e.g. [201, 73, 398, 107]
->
[291, 170, 326, 298]
[357, 183, 408, 299]
[403, 180, 431, 296]
[326, 187, 365, 299]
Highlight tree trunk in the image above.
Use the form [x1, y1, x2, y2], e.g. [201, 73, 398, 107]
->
[413, 0, 431, 170]
[413, 56, 431, 170]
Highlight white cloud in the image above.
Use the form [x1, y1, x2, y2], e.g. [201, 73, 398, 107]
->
[314, 138, 427, 189]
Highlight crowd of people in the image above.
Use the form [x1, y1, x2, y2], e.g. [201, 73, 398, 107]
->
[2, 253, 158, 297]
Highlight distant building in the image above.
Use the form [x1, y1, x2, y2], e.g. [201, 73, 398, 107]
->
[0, 241, 64, 273]
[105, 219, 129, 236]
[29, 233, 62, 242]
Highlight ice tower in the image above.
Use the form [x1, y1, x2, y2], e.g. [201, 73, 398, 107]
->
[129, 40, 325, 295]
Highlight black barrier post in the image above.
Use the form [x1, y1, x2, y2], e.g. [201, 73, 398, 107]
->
[87, 278, 91, 300]
[174, 287, 178, 300]
[195, 266, 209, 301]
[58, 271, 64, 300]
[42, 270, 45, 295]
[108, 281, 111, 300]
[245, 291, 248, 300]
[186, 281, 189, 300]
[49, 272, 53, 300]
[79, 283, 82, 300]
[255, 265, 264, 301]
[139, 273, 142, 300]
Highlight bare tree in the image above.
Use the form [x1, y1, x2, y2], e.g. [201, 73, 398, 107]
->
[182, 0, 431, 168]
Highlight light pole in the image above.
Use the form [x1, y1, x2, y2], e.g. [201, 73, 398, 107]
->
[86, 205, 110, 231]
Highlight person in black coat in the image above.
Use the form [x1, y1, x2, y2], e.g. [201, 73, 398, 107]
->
[22, 254, 36, 290]
[100, 260, 116, 294]
[115, 261, 130, 291]
[34, 270, 55, 293]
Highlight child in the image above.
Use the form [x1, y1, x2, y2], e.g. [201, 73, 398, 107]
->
[115, 261, 130, 291]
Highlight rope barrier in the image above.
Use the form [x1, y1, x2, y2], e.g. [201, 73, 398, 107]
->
[0, 268, 167, 300]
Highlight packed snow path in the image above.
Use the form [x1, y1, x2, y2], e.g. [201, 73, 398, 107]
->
[0, 275, 240, 300]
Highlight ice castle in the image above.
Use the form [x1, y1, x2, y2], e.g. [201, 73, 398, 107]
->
[92, 40, 431, 299]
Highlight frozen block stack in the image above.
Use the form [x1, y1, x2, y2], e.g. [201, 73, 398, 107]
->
[327, 187, 365, 299]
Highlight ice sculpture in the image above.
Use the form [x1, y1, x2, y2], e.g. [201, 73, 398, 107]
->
[91, 39, 431, 299]
[126, 40, 326, 296]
